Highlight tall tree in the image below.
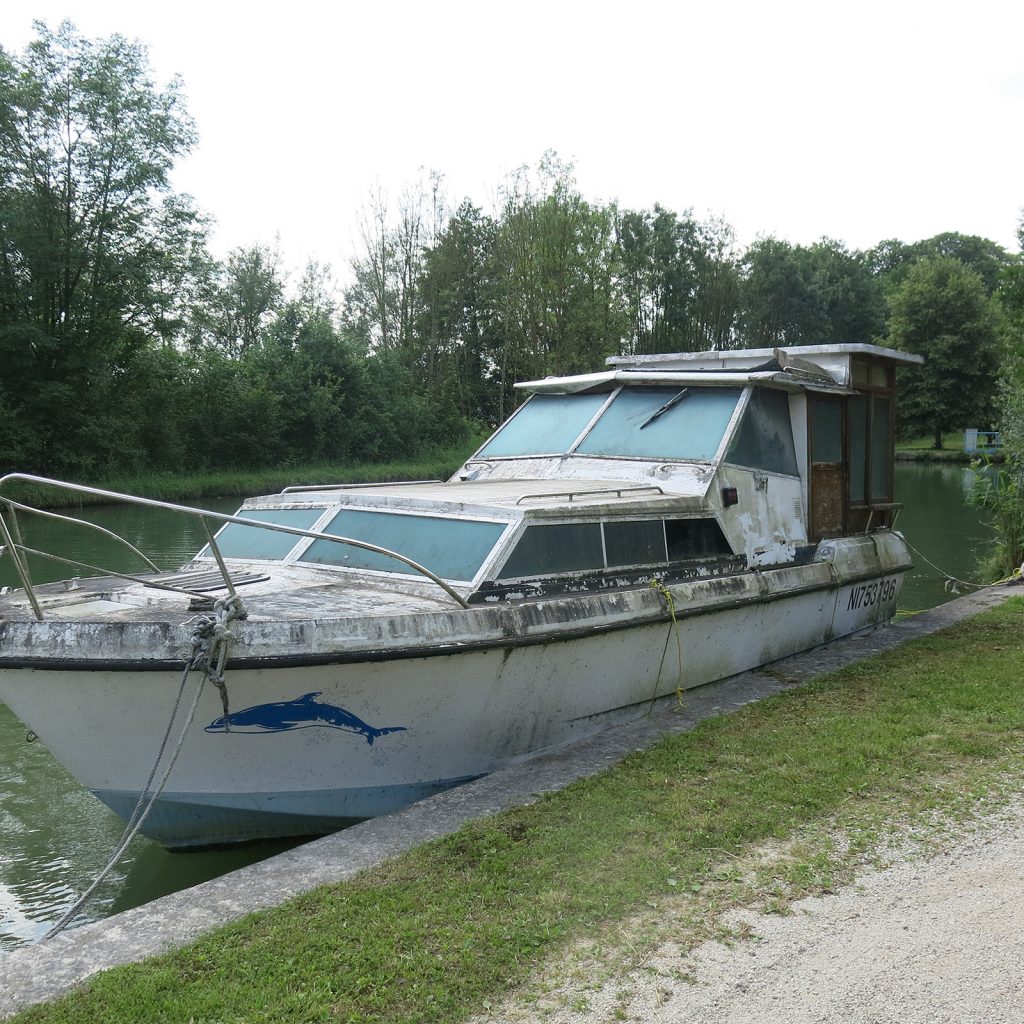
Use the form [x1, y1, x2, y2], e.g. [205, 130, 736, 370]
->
[415, 201, 499, 420]
[0, 21, 206, 356]
[488, 153, 623, 417]
[203, 242, 285, 355]
[740, 237, 883, 347]
[995, 217, 1024, 469]
[870, 232, 1013, 297]
[888, 256, 1001, 448]
[0, 21, 208, 473]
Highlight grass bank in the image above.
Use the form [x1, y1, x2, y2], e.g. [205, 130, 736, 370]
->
[0, 441, 484, 510]
[895, 434, 1004, 463]
[15, 597, 1024, 1024]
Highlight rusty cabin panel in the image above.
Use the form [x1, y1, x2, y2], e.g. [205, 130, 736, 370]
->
[808, 395, 846, 540]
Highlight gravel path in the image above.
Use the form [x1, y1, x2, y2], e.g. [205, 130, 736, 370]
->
[491, 802, 1024, 1024]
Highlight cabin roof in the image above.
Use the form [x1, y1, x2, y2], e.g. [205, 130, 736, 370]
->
[606, 343, 924, 371]
[246, 478, 700, 517]
[519, 344, 922, 394]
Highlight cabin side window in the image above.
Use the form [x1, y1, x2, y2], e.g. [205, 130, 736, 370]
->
[725, 388, 799, 475]
[300, 509, 507, 582]
[495, 518, 733, 580]
[496, 523, 604, 578]
[603, 519, 667, 567]
[206, 508, 327, 560]
[666, 519, 734, 560]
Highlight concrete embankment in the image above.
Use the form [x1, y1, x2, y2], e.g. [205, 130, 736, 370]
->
[0, 585, 1017, 1018]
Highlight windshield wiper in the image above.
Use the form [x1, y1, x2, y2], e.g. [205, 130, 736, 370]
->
[639, 388, 689, 429]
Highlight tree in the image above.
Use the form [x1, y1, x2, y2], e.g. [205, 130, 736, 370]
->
[740, 237, 883, 346]
[415, 200, 499, 421]
[487, 153, 623, 418]
[344, 171, 447, 363]
[887, 256, 1001, 448]
[870, 232, 1013, 297]
[203, 243, 284, 355]
[0, 20, 209, 473]
[617, 207, 741, 354]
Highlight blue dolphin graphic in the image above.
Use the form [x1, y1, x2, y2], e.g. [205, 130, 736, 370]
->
[204, 692, 407, 745]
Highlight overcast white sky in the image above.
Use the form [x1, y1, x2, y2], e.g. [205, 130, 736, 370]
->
[2, 0, 1023, 281]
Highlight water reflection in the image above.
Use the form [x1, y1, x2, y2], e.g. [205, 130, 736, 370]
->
[894, 463, 995, 611]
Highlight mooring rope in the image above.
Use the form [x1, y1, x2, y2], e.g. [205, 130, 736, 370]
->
[44, 596, 246, 940]
[901, 536, 1023, 594]
[648, 579, 685, 711]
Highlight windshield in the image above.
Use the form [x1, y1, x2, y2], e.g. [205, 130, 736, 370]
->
[477, 393, 607, 457]
[478, 386, 741, 461]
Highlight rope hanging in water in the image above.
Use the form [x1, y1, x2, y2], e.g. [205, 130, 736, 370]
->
[44, 595, 247, 940]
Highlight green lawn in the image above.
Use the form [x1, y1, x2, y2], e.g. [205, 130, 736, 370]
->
[16, 597, 1024, 1024]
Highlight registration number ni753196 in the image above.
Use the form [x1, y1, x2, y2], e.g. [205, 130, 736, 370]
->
[846, 576, 899, 611]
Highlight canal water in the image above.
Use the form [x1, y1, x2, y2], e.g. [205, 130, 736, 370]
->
[0, 465, 998, 949]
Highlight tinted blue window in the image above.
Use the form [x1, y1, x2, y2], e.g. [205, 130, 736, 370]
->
[210, 508, 324, 560]
[726, 389, 799, 475]
[301, 509, 505, 581]
[478, 393, 607, 457]
[576, 387, 740, 460]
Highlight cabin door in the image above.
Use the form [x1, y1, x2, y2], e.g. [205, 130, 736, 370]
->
[808, 395, 845, 539]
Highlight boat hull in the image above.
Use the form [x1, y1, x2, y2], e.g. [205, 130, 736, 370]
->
[0, 543, 908, 847]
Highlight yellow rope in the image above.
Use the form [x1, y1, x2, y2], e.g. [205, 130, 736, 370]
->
[649, 579, 685, 710]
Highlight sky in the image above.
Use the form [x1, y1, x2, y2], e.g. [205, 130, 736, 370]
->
[2, 0, 1023, 282]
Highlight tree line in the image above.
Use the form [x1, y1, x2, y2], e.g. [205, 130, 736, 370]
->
[1, 22, 1021, 482]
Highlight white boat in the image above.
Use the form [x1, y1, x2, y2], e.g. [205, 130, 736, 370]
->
[0, 344, 921, 848]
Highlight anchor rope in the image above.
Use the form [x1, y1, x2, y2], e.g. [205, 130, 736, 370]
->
[44, 595, 246, 940]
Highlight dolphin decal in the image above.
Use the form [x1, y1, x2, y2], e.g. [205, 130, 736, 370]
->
[204, 691, 407, 745]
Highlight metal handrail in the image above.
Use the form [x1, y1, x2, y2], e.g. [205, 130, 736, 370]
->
[0, 474, 471, 619]
[1, 497, 161, 572]
[514, 484, 666, 506]
[281, 479, 443, 493]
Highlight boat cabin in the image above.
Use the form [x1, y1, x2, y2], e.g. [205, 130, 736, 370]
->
[196, 344, 920, 602]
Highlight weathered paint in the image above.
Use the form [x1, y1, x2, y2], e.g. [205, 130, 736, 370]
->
[0, 534, 909, 846]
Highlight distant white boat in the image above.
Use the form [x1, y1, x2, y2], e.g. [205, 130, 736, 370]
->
[0, 343, 921, 848]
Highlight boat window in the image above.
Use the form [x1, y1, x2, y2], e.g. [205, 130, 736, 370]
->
[496, 523, 604, 579]
[811, 399, 843, 463]
[209, 508, 325, 560]
[666, 519, 733, 560]
[848, 395, 868, 502]
[604, 519, 667, 566]
[726, 389, 799, 475]
[299, 509, 506, 581]
[576, 387, 741, 461]
[496, 516, 733, 580]
[477, 393, 607, 457]
[870, 396, 892, 499]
